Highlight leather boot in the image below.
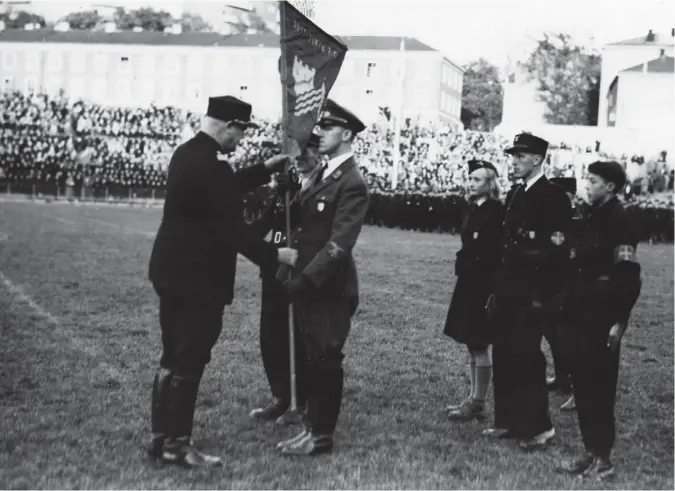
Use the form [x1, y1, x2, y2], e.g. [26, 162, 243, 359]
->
[315, 366, 344, 436]
[162, 375, 222, 468]
[148, 367, 173, 459]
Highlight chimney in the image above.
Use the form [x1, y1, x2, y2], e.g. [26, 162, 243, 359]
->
[672, 28, 674, 37]
[646, 29, 655, 42]
[661, 48, 666, 58]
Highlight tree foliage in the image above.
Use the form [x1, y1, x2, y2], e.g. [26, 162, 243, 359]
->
[179, 12, 213, 33]
[0, 10, 46, 29]
[461, 58, 504, 131]
[523, 32, 601, 125]
[113, 7, 174, 32]
[61, 10, 102, 30]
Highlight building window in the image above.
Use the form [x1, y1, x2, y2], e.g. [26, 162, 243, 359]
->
[164, 55, 180, 75]
[3, 51, 16, 70]
[119, 55, 131, 74]
[92, 78, 107, 101]
[117, 78, 132, 101]
[70, 52, 86, 73]
[24, 77, 37, 94]
[69, 77, 85, 99]
[186, 80, 202, 104]
[93, 53, 108, 75]
[140, 79, 155, 101]
[186, 55, 203, 80]
[239, 85, 248, 98]
[366, 62, 377, 78]
[366, 89, 374, 95]
[2, 76, 14, 92]
[26, 51, 40, 72]
[140, 54, 155, 75]
[162, 82, 179, 104]
[46, 52, 63, 72]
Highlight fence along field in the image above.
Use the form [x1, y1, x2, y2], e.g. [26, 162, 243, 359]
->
[0, 200, 672, 489]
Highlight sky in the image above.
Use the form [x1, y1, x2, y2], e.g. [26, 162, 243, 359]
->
[21, 0, 675, 67]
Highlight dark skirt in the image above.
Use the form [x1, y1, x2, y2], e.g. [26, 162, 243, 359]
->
[443, 275, 495, 348]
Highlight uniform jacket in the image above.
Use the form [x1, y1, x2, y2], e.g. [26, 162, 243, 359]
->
[149, 131, 279, 303]
[455, 199, 505, 279]
[568, 196, 642, 325]
[277, 157, 369, 303]
[496, 176, 572, 300]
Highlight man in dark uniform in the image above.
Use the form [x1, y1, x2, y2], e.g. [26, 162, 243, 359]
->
[249, 134, 322, 424]
[275, 100, 370, 456]
[147, 96, 298, 468]
[557, 161, 641, 480]
[544, 177, 577, 397]
[484, 133, 572, 451]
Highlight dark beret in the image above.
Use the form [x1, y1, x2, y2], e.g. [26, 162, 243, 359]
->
[587, 160, 627, 191]
[207, 96, 259, 129]
[505, 132, 549, 156]
[467, 159, 499, 177]
[550, 177, 577, 195]
[318, 99, 365, 134]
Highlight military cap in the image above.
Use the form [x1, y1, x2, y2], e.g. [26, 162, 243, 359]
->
[505, 132, 549, 156]
[318, 99, 366, 134]
[207, 95, 259, 128]
[587, 160, 627, 191]
[467, 159, 499, 177]
[550, 177, 577, 195]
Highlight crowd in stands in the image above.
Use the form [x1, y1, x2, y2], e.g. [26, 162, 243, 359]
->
[0, 91, 672, 240]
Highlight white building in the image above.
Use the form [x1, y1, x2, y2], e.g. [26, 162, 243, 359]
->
[0, 28, 464, 126]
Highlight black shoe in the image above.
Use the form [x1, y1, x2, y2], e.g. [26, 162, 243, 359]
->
[557, 452, 595, 475]
[276, 428, 311, 450]
[147, 434, 165, 459]
[482, 428, 516, 439]
[592, 456, 615, 480]
[280, 434, 334, 456]
[162, 438, 222, 468]
[249, 397, 290, 421]
[447, 400, 486, 421]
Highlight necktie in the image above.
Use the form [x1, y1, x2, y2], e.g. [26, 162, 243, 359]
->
[313, 163, 327, 186]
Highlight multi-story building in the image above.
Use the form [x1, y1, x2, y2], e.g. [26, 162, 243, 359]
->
[0, 28, 464, 126]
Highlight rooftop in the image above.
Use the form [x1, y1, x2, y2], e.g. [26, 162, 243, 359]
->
[608, 30, 675, 47]
[0, 29, 438, 51]
[623, 56, 674, 74]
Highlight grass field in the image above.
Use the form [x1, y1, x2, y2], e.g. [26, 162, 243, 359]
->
[0, 198, 673, 490]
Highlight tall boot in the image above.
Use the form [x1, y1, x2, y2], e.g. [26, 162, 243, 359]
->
[316, 366, 344, 436]
[162, 374, 222, 468]
[149, 367, 173, 458]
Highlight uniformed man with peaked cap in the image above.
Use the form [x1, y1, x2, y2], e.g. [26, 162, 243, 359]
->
[249, 133, 322, 425]
[275, 99, 370, 456]
[147, 95, 298, 467]
[485, 132, 572, 450]
[557, 161, 641, 479]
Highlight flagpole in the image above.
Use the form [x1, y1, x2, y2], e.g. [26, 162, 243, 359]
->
[391, 37, 405, 190]
[279, 0, 298, 412]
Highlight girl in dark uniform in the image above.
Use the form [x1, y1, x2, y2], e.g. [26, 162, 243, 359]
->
[444, 160, 504, 421]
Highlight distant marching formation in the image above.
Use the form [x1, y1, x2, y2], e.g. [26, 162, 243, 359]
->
[144, 94, 641, 482]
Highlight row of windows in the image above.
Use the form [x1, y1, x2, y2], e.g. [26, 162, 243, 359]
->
[0, 50, 440, 83]
[441, 91, 460, 116]
[441, 64, 462, 91]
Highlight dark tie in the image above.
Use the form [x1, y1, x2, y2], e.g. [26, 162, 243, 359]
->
[313, 163, 327, 186]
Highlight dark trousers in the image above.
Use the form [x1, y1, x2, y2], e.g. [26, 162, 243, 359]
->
[152, 284, 226, 440]
[294, 290, 354, 435]
[492, 299, 552, 439]
[260, 276, 307, 404]
[544, 319, 572, 385]
[569, 329, 621, 458]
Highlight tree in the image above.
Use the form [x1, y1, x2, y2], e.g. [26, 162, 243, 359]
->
[61, 10, 102, 30]
[113, 7, 174, 32]
[461, 58, 504, 131]
[179, 12, 213, 33]
[223, 2, 277, 34]
[523, 32, 601, 126]
[0, 10, 46, 29]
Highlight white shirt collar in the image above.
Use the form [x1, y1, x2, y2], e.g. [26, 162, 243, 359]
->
[523, 170, 545, 192]
[475, 196, 487, 207]
[322, 151, 353, 180]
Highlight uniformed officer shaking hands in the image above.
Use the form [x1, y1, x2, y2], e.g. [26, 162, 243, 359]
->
[147, 95, 298, 468]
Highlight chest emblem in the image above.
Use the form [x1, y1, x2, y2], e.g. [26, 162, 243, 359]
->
[551, 231, 565, 246]
[317, 202, 325, 212]
[473, 232, 479, 239]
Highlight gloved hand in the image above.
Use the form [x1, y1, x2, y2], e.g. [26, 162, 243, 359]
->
[283, 275, 312, 300]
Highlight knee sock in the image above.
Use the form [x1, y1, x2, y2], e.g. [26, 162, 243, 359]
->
[468, 356, 476, 402]
[472, 349, 492, 404]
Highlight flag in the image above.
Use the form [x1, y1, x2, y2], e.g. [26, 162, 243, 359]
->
[279, 1, 347, 157]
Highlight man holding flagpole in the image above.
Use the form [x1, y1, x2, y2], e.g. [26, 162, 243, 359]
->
[277, 100, 370, 456]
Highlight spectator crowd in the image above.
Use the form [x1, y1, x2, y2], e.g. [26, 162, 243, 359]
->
[0, 91, 672, 240]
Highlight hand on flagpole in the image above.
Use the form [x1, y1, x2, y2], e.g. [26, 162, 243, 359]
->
[264, 154, 291, 172]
